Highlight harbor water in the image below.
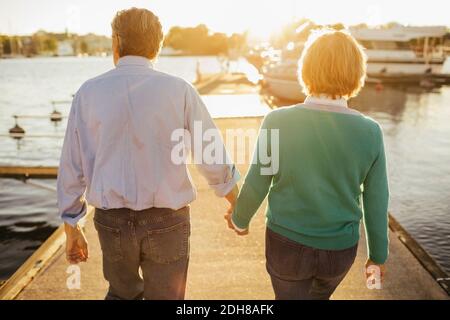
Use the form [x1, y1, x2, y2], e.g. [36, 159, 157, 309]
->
[0, 56, 449, 280]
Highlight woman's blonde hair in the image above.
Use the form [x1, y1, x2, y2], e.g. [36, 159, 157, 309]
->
[111, 7, 164, 60]
[298, 29, 367, 99]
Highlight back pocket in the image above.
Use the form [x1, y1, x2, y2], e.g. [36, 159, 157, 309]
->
[266, 230, 304, 280]
[325, 244, 358, 277]
[94, 220, 123, 262]
[146, 221, 190, 264]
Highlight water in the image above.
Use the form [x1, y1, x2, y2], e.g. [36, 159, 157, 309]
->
[0, 56, 449, 280]
[0, 179, 58, 279]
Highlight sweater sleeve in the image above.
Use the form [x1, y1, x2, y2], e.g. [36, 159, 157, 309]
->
[232, 114, 276, 229]
[362, 125, 390, 264]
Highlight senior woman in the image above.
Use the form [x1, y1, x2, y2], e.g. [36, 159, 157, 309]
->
[226, 29, 389, 300]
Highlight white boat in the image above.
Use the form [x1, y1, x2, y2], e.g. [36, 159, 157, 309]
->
[261, 41, 306, 102]
[262, 60, 305, 102]
[263, 76, 306, 102]
[350, 26, 448, 80]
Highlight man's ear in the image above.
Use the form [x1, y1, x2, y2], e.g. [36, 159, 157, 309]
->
[112, 35, 118, 51]
[112, 34, 121, 65]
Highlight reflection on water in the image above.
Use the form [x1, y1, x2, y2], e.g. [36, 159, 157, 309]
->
[0, 57, 449, 280]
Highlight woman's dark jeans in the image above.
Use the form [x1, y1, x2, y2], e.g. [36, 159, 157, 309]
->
[265, 227, 357, 300]
[94, 206, 190, 300]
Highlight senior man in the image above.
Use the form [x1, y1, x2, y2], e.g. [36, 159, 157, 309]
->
[57, 8, 239, 300]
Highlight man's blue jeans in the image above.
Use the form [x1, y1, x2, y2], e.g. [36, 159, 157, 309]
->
[94, 206, 190, 300]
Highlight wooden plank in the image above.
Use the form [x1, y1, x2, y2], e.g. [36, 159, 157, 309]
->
[0, 166, 58, 179]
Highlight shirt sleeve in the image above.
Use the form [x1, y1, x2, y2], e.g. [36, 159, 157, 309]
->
[232, 114, 275, 230]
[57, 92, 88, 226]
[362, 125, 390, 264]
[184, 84, 240, 197]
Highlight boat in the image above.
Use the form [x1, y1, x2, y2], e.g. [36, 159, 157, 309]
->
[350, 26, 449, 83]
[262, 59, 305, 102]
[260, 39, 307, 102]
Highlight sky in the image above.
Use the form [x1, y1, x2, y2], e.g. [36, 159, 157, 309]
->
[0, 0, 449, 38]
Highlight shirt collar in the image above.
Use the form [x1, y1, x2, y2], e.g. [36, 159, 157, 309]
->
[117, 56, 153, 68]
[304, 95, 348, 108]
[302, 95, 361, 116]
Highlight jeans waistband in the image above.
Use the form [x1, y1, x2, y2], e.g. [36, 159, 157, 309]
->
[94, 206, 190, 226]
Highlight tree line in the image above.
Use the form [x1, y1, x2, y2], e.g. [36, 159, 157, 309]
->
[0, 25, 247, 57]
[0, 30, 112, 57]
[164, 24, 247, 55]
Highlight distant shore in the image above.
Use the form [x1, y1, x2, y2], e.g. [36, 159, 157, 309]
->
[0, 53, 226, 59]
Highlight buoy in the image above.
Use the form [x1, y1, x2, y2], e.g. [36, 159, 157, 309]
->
[50, 110, 63, 122]
[9, 116, 25, 139]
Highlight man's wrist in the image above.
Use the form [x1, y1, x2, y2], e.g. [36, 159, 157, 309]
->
[64, 223, 82, 236]
[225, 185, 239, 205]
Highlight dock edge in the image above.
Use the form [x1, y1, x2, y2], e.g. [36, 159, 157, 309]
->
[388, 214, 450, 295]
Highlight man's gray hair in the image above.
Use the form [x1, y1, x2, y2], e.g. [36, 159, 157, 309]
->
[111, 7, 164, 60]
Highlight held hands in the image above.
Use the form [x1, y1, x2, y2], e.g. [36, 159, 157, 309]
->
[224, 206, 249, 236]
[65, 223, 89, 264]
[223, 185, 249, 236]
